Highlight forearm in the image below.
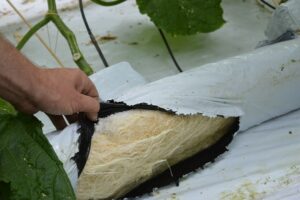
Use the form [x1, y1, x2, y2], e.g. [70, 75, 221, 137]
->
[0, 37, 40, 110]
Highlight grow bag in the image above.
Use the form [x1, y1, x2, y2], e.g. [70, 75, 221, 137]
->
[48, 38, 300, 199]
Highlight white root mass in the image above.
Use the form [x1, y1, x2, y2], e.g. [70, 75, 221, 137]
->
[77, 110, 237, 200]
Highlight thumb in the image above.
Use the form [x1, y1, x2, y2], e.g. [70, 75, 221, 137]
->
[77, 94, 100, 121]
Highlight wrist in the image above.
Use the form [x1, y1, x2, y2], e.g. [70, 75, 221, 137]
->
[27, 67, 48, 105]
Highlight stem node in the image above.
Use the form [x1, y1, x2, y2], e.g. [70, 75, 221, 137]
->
[14, 0, 94, 75]
[73, 53, 81, 61]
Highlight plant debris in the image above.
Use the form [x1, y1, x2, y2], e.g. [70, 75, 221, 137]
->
[86, 34, 117, 45]
[22, 0, 36, 4]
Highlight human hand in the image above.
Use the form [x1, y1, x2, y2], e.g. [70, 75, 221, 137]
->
[29, 68, 100, 129]
[35, 68, 99, 117]
[3, 67, 100, 129]
[0, 37, 99, 130]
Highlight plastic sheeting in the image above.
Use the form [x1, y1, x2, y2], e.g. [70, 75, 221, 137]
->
[86, 39, 300, 131]
[46, 123, 79, 190]
[89, 62, 147, 101]
[114, 38, 300, 131]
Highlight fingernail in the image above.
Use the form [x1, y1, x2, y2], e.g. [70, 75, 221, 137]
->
[90, 113, 98, 122]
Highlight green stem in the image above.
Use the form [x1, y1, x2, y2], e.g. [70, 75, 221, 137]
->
[50, 15, 93, 75]
[17, 18, 50, 50]
[50, 16, 81, 56]
[91, 0, 126, 6]
[17, 0, 94, 75]
[47, 0, 57, 12]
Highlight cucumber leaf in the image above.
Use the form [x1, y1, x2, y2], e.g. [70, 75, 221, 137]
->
[0, 98, 17, 116]
[0, 112, 75, 200]
[136, 0, 225, 35]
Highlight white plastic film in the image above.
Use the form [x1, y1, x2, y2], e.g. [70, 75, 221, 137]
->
[116, 38, 300, 131]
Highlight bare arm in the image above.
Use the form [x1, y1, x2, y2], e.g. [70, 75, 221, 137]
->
[0, 37, 99, 122]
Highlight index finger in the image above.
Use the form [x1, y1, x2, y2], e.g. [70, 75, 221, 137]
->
[81, 74, 100, 102]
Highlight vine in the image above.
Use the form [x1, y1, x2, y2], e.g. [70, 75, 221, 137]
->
[15, 0, 94, 75]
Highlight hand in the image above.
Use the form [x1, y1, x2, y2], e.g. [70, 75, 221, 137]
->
[9, 68, 100, 129]
[0, 37, 100, 130]
[6, 68, 100, 130]
[35, 68, 100, 129]
[33, 68, 100, 120]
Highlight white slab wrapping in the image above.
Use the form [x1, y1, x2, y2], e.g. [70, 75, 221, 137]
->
[46, 123, 80, 190]
[89, 62, 147, 101]
[116, 38, 300, 131]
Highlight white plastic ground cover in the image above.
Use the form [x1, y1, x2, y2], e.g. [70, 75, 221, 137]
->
[257, 0, 282, 11]
[0, 0, 91, 27]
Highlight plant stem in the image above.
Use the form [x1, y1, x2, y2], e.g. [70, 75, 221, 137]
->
[7, 0, 64, 67]
[50, 15, 93, 75]
[16, 0, 94, 75]
[47, 0, 58, 12]
[17, 18, 50, 50]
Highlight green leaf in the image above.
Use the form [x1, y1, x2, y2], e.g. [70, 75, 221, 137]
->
[0, 113, 75, 200]
[136, 0, 225, 35]
[0, 98, 17, 116]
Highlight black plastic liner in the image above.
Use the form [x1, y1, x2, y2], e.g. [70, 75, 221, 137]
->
[99, 100, 175, 118]
[72, 113, 95, 175]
